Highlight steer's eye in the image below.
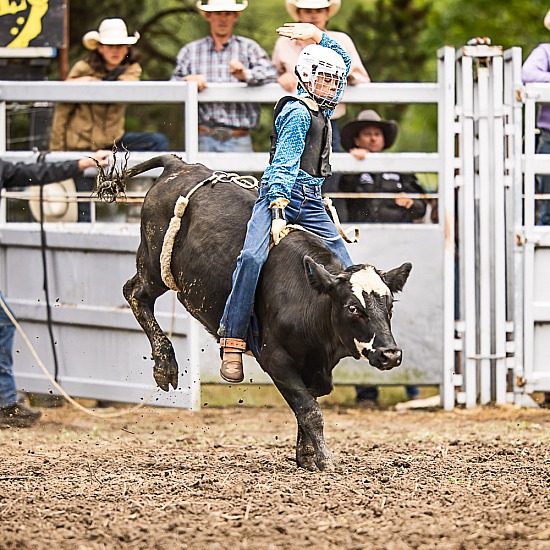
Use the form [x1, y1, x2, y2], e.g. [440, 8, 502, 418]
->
[347, 305, 359, 315]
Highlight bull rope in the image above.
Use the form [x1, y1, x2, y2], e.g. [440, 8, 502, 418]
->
[0, 294, 157, 419]
[160, 171, 258, 292]
[160, 175, 358, 291]
[323, 197, 360, 243]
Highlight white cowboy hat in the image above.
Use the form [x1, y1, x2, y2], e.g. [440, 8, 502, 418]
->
[82, 18, 140, 50]
[545, 9, 550, 31]
[285, 0, 341, 22]
[27, 179, 79, 223]
[196, 0, 248, 13]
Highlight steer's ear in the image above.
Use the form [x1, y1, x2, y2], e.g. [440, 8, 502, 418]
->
[304, 256, 337, 294]
[381, 262, 412, 294]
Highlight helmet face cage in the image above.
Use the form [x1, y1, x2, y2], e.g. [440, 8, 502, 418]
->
[295, 45, 347, 110]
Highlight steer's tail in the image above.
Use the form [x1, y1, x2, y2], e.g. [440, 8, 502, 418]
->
[95, 153, 185, 203]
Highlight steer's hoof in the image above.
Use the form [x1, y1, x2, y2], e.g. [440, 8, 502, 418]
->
[315, 455, 336, 472]
[298, 452, 336, 471]
[153, 365, 178, 392]
[297, 454, 318, 471]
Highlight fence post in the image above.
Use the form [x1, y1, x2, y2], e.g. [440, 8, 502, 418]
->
[455, 42, 511, 407]
[505, 47, 526, 404]
[438, 46, 458, 411]
[184, 81, 199, 163]
[456, 49, 478, 408]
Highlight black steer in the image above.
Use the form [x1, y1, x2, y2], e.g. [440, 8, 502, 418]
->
[108, 154, 411, 471]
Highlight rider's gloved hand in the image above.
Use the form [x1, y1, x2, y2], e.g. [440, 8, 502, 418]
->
[270, 198, 290, 245]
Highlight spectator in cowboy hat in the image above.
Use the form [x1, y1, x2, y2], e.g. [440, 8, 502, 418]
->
[0, 150, 109, 427]
[49, 18, 169, 221]
[171, 0, 277, 153]
[272, 0, 370, 151]
[338, 109, 426, 407]
[339, 110, 427, 224]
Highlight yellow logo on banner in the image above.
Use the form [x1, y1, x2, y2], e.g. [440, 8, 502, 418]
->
[1, 0, 49, 47]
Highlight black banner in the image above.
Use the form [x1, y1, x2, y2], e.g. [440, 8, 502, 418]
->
[0, 0, 66, 48]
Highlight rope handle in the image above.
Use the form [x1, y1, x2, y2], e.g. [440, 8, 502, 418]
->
[323, 197, 360, 243]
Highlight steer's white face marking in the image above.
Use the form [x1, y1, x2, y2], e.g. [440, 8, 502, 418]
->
[350, 266, 390, 307]
[355, 335, 375, 359]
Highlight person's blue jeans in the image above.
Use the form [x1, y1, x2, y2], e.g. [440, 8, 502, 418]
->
[536, 130, 550, 225]
[198, 134, 253, 153]
[118, 131, 169, 152]
[330, 119, 342, 152]
[356, 385, 420, 403]
[0, 292, 17, 408]
[218, 183, 353, 340]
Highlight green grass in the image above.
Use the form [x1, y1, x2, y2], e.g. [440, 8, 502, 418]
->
[200, 384, 440, 409]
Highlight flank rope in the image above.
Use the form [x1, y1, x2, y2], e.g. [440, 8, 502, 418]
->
[160, 171, 258, 292]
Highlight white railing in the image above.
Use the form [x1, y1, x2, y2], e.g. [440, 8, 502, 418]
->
[0, 79, 446, 175]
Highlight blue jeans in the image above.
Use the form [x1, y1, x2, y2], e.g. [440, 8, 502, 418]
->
[219, 183, 353, 340]
[536, 130, 550, 225]
[356, 385, 420, 402]
[331, 119, 342, 152]
[0, 292, 17, 408]
[198, 134, 253, 153]
[118, 131, 169, 152]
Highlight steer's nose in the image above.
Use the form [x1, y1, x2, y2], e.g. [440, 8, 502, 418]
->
[378, 348, 402, 370]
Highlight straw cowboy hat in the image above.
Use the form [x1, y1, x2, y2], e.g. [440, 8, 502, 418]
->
[28, 179, 79, 223]
[286, 0, 341, 22]
[82, 18, 140, 50]
[545, 9, 550, 30]
[196, 0, 248, 13]
[340, 110, 399, 151]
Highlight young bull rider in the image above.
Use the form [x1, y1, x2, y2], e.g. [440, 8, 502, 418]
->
[218, 22, 353, 382]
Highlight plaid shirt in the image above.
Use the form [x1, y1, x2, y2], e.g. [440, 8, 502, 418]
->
[171, 34, 277, 130]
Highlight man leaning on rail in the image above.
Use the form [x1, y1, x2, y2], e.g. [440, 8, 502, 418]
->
[0, 151, 110, 427]
[170, 0, 278, 153]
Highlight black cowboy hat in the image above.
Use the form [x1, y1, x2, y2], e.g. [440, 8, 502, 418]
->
[340, 110, 399, 151]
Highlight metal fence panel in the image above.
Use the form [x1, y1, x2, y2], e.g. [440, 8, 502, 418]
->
[0, 224, 201, 409]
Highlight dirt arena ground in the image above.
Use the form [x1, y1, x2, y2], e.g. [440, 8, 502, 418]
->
[1, 399, 549, 549]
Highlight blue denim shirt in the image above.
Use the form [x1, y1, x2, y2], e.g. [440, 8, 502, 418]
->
[262, 33, 351, 204]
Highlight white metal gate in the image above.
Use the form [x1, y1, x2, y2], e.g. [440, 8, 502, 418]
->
[453, 43, 550, 407]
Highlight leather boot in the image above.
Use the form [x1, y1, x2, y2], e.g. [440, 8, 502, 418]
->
[220, 337, 246, 383]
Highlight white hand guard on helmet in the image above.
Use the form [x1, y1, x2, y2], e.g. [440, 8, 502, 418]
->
[295, 44, 347, 110]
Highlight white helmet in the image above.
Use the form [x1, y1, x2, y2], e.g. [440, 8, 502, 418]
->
[295, 44, 347, 110]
